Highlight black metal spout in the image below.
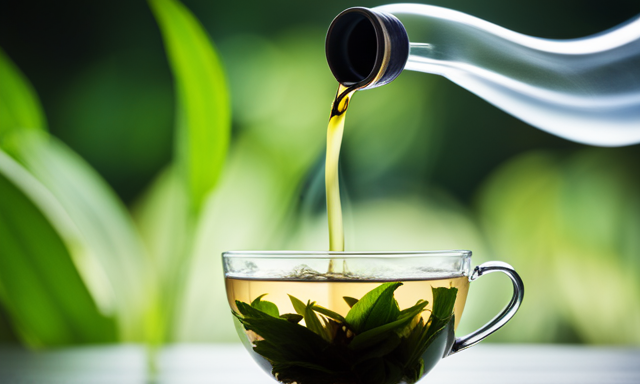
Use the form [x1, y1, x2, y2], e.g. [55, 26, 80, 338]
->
[325, 7, 409, 90]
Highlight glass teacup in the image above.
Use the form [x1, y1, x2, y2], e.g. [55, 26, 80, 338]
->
[223, 250, 523, 384]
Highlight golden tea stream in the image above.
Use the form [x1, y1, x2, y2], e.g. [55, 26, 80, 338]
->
[325, 84, 356, 254]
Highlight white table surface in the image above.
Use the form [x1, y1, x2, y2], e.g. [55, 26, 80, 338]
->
[0, 343, 639, 384]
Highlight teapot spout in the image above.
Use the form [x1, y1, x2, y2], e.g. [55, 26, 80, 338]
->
[325, 7, 409, 90]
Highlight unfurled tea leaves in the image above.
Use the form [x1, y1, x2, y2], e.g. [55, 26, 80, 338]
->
[251, 294, 279, 317]
[233, 282, 459, 384]
[346, 282, 402, 334]
[349, 299, 428, 350]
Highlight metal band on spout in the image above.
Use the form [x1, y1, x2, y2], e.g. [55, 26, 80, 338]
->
[326, 7, 410, 90]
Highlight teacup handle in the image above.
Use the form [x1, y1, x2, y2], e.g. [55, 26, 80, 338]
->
[449, 261, 524, 355]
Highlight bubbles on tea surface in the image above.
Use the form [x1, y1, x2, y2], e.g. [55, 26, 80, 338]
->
[279, 264, 461, 281]
[284, 264, 365, 281]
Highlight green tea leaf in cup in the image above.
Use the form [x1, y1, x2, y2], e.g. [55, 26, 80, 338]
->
[345, 282, 402, 334]
[235, 300, 273, 319]
[251, 293, 280, 317]
[305, 301, 332, 342]
[349, 299, 428, 350]
[288, 294, 307, 316]
[343, 296, 359, 308]
[280, 313, 304, 323]
[431, 286, 457, 321]
[312, 304, 347, 323]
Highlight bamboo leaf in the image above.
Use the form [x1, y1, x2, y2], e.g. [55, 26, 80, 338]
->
[0, 47, 46, 137]
[149, 0, 231, 212]
[132, 165, 190, 342]
[0, 150, 116, 346]
[0, 47, 155, 343]
[4, 131, 156, 342]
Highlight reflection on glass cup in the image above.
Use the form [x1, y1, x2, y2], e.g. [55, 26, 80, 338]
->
[223, 250, 524, 384]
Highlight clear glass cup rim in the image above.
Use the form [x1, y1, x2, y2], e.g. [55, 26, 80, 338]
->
[223, 249, 472, 259]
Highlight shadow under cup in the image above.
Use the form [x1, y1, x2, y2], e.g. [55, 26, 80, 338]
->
[223, 251, 523, 384]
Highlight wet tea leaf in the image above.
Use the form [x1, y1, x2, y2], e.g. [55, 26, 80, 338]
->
[399, 299, 428, 318]
[235, 283, 460, 384]
[402, 287, 458, 367]
[288, 294, 307, 316]
[235, 301, 272, 320]
[235, 309, 329, 360]
[349, 299, 428, 350]
[431, 286, 457, 320]
[280, 313, 303, 324]
[251, 294, 279, 318]
[354, 332, 401, 363]
[305, 301, 331, 342]
[343, 296, 359, 308]
[312, 304, 346, 323]
[346, 282, 402, 334]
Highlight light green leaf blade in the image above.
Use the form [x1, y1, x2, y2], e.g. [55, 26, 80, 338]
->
[132, 165, 191, 342]
[304, 302, 331, 342]
[149, 0, 231, 212]
[0, 47, 47, 136]
[431, 286, 458, 320]
[5, 131, 156, 342]
[345, 282, 402, 334]
[0, 149, 116, 346]
[312, 304, 346, 324]
[289, 294, 307, 316]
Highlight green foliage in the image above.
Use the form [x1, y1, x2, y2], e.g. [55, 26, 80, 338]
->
[234, 283, 458, 384]
[0, 0, 230, 346]
[4, 131, 155, 342]
[149, 0, 231, 213]
[0, 48, 46, 136]
[477, 149, 640, 344]
[0, 151, 116, 345]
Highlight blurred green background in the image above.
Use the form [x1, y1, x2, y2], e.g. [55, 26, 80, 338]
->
[1, 0, 639, 348]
